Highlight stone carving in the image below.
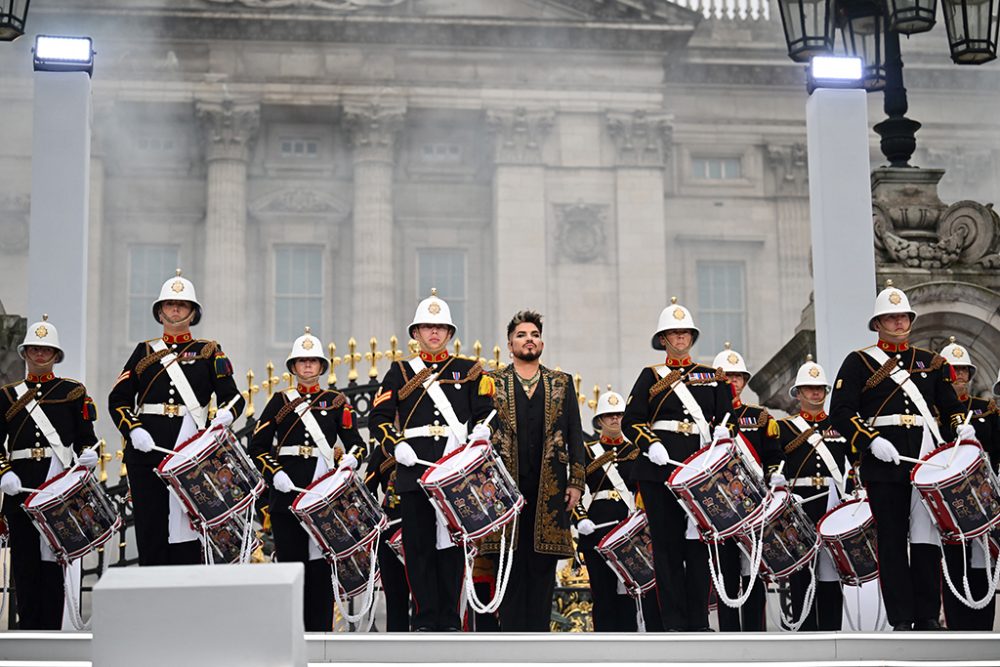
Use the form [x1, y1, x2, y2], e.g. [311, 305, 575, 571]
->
[250, 188, 351, 220]
[0, 195, 30, 254]
[872, 167, 1000, 269]
[765, 142, 808, 197]
[605, 110, 672, 167]
[486, 108, 554, 165]
[195, 99, 261, 162]
[0, 313, 26, 387]
[203, 0, 404, 10]
[343, 99, 406, 163]
[553, 201, 609, 264]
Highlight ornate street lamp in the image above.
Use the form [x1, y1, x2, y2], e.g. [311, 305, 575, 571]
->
[0, 0, 29, 42]
[941, 0, 1000, 63]
[887, 0, 938, 33]
[838, 0, 887, 90]
[777, 0, 838, 61]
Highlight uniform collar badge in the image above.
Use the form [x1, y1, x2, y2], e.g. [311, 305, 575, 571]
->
[26, 372, 55, 383]
[877, 339, 909, 353]
[297, 383, 321, 395]
[163, 332, 193, 344]
[665, 355, 691, 367]
[799, 409, 827, 422]
[420, 350, 450, 363]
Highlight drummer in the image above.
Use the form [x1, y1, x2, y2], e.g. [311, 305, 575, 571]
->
[622, 298, 731, 631]
[364, 439, 411, 632]
[0, 316, 99, 629]
[249, 327, 365, 631]
[938, 338, 997, 631]
[775, 356, 852, 630]
[711, 344, 783, 632]
[108, 270, 245, 566]
[368, 289, 495, 632]
[574, 389, 661, 631]
[830, 281, 968, 631]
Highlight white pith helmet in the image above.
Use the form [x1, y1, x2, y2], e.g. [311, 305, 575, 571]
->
[869, 279, 916, 332]
[286, 326, 329, 375]
[593, 389, 625, 429]
[408, 288, 456, 339]
[18, 314, 64, 364]
[712, 342, 751, 381]
[940, 336, 976, 380]
[790, 354, 830, 398]
[651, 296, 700, 350]
[153, 269, 202, 326]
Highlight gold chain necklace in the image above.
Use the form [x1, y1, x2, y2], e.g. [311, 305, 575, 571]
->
[517, 368, 541, 390]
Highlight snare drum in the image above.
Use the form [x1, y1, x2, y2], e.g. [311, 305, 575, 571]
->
[418, 443, 524, 541]
[23, 468, 121, 565]
[912, 441, 1000, 542]
[667, 442, 768, 540]
[291, 468, 387, 560]
[816, 497, 878, 586]
[203, 511, 261, 564]
[156, 424, 265, 528]
[333, 538, 382, 598]
[740, 489, 818, 582]
[595, 511, 656, 597]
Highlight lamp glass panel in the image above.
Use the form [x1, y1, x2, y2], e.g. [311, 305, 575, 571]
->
[779, 0, 835, 61]
[942, 0, 999, 63]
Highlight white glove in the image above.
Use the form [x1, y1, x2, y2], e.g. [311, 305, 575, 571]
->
[0, 471, 22, 495]
[957, 424, 978, 444]
[211, 408, 234, 428]
[272, 470, 294, 493]
[713, 425, 730, 441]
[869, 436, 901, 465]
[130, 428, 155, 453]
[647, 442, 670, 466]
[394, 441, 418, 467]
[77, 448, 99, 469]
[339, 454, 359, 471]
[770, 472, 787, 488]
[469, 423, 492, 445]
[577, 519, 596, 536]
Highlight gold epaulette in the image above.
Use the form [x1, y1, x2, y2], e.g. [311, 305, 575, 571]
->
[586, 450, 617, 476]
[276, 395, 306, 423]
[5, 387, 33, 422]
[43, 383, 86, 405]
[399, 366, 433, 400]
[649, 368, 681, 399]
[784, 424, 815, 455]
[467, 361, 483, 382]
[930, 354, 945, 371]
[136, 347, 172, 375]
[715, 367, 727, 382]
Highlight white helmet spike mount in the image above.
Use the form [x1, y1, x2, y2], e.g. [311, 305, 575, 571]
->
[712, 342, 751, 381]
[869, 279, 916, 333]
[593, 389, 625, 430]
[18, 314, 65, 364]
[789, 354, 830, 398]
[940, 336, 976, 380]
[286, 326, 329, 375]
[408, 288, 456, 339]
[153, 269, 202, 326]
[651, 296, 700, 350]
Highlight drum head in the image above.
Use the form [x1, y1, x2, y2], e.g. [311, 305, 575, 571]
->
[670, 444, 729, 485]
[24, 469, 87, 508]
[763, 489, 789, 520]
[160, 429, 216, 473]
[913, 444, 980, 485]
[294, 469, 350, 511]
[818, 499, 871, 536]
[422, 445, 487, 484]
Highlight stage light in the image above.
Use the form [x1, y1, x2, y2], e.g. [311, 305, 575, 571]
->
[32, 35, 95, 76]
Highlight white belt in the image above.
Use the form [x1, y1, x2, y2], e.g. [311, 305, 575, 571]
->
[403, 424, 455, 440]
[592, 489, 627, 503]
[277, 445, 320, 458]
[10, 447, 54, 461]
[651, 420, 700, 436]
[791, 476, 831, 489]
[868, 414, 925, 429]
[139, 403, 194, 418]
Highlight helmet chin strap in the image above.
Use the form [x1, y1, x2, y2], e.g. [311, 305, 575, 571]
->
[161, 306, 195, 328]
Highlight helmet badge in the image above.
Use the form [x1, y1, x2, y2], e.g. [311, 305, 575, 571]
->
[428, 301, 442, 315]
[727, 352, 739, 365]
[672, 308, 685, 320]
[888, 291, 902, 305]
[35, 325, 48, 339]
[608, 395, 620, 406]
[808, 366, 820, 378]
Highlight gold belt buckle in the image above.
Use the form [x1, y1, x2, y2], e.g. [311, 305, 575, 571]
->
[30, 447, 46, 461]
[899, 414, 917, 427]
[428, 425, 447, 438]
[608, 490, 621, 501]
[677, 421, 693, 434]
[299, 445, 313, 458]
[812, 475, 826, 489]
[163, 404, 181, 417]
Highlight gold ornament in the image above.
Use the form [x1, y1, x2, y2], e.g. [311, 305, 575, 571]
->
[727, 352, 739, 365]
[428, 301, 441, 315]
[171, 280, 185, 293]
[888, 291, 902, 305]
[35, 325, 48, 338]
[672, 308, 685, 320]
[809, 366, 821, 378]
[608, 395, 620, 406]
[302, 339, 314, 350]
[953, 347, 964, 358]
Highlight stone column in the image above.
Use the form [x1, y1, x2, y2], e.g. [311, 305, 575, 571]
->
[606, 110, 671, 387]
[487, 108, 553, 336]
[765, 142, 812, 337]
[343, 99, 405, 344]
[87, 107, 109, 391]
[196, 99, 260, 374]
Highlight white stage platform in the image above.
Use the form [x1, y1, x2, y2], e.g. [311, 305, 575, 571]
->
[1, 631, 999, 666]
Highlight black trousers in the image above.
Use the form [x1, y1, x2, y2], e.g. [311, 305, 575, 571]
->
[128, 463, 201, 566]
[400, 490, 464, 630]
[866, 481, 941, 626]
[716, 538, 767, 631]
[942, 542, 997, 630]
[377, 532, 411, 632]
[497, 488, 559, 632]
[581, 547, 662, 631]
[5, 496, 63, 629]
[639, 481, 710, 631]
[270, 489, 335, 632]
[788, 571, 843, 631]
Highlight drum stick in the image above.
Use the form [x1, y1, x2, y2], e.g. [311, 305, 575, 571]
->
[948, 412, 974, 466]
[591, 519, 620, 530]
[898, 454, 946, 469]
[642, 452, 692, 469]
[701, 413, 731, 470]
[67, 441, 103, 475]
[769, 461, 786, 491]
[149, 444, 194, 460]
[288, 484, 326, 497]
[799, 491, 830, 505]
[414, 458, 444, 469]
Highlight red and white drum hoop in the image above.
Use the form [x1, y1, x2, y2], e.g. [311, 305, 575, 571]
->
[911, 440, 1000, 542]
[291, 467, 388, 561]
[741, 489, 819, 582]
[816, 497, 879, 586]
[595, 511, 657, 597]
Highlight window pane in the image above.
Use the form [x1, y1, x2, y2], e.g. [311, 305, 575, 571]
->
[274, 245, 324, 343]
[696, 261, 746, 356]
[417, 249, 467, 336]
[128, 245, 180, 342]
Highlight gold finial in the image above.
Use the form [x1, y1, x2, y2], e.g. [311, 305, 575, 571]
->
[885, 279, 894, 288]
[454, 338, 462, 358]
[327, 343, 341, 387]
[304, 326, 311, 335]
[383, 336, 403, 363]
[97, 439, 111, 484]
[724, 341, 731, 350]
[176, 268, 183, 277]
[574, 374, 583, 405]
[473, 340, 483, 363]
[670, 296, 678, 305]
[806, 353, 814, 362]
[431, 287, 438, 297]
[949, 336, 956, 344]
[265, 361, 279, 397]
[607, 383, 612, 392]
[408, 339, 420, 355]
[588, 384, 601, 412]
[42, 313, 49, 321]
[366, 337, 383, 380]
[117, 437, 127, 478]
[282, 371, 293, 389]
[491, 345, 502, 370]
[347, 337, 361, 383]
[242, 369, 260, 418]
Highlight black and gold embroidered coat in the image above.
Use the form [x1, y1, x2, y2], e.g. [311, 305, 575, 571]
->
[481, 365, 585, 557]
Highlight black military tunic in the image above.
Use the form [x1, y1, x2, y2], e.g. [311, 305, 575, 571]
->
[368, 350, 494, 631]
[0, 372, 97, 629]
[107, 332, 245, 566]
[365, 444, 409, 632]
[622, 356, 731, 631]
[249, 383, 364, 631]
[830, 339, 965, 629]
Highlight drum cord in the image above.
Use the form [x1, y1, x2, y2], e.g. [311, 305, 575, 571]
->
[201, 523, 216, 566]
[841, 582, 860, 632]
[330, 531, 380, 632]
[940, 535, 1000, 610]
[63, 554, 110, 631]
[633, 594, 646, 632]
[707, 516, 765, 609]
[238, 505, 255, 564]
[779, 559, 818, 632]
[463, 514, 517, 615]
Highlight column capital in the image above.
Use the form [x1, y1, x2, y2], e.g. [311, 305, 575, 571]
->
[195, 99, 261, 163]
[765, 141, 809, 197]
[486, 107, 554, 166]
[343, 98, 406, 164]
[605, 110, 672, 167]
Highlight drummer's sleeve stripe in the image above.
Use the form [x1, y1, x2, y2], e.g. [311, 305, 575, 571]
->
[347, 442, 367, 461]
[631, 424, 660, 447]
[376, 423, 404, 448]
[373, 389, 393, 408]
[848, 415, 877, 449]
[115, 406, 142, 432]
[0, 455, 10, 476]
[256, 452, 281, 475]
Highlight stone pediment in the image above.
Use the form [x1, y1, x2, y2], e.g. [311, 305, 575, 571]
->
[250, 188, 351, 220]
